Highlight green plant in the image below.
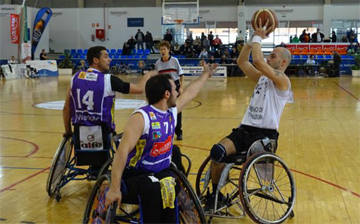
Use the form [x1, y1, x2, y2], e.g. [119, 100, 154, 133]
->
[351, 53, 360, 70]
[58, 50, 74, 69]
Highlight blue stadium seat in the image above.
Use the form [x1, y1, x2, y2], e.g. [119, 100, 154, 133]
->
[70, 49, 77, 55]
[134, 55, 140, 59]
[110, 49, 116, 55]
[73, 55, 79, 59]
[302, 55, 309, 59]
[137, 49, 144, 55]
[77, 49, 83, 55]
[59, 55, 65, 59]
[141, 55, 147, 59]
[113, 55, 120, 59]
[144, 49, 150, 55]
[79, 55, 86, 59]
[83, 49, 88, 55]
[317, 55, 324, 59]
[117, 49, 123, 55]
[121, 55, 127, 59]
[127, 55, 134, 59]
[178, 55, 186, 59]
[325, 55, 332, 59]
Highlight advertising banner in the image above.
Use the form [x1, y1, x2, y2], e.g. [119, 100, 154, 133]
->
[31, 7, 52, 54]
[182, 66, 227, 77]
[26, 60, 59, 77]
[10, 13, 20, 44]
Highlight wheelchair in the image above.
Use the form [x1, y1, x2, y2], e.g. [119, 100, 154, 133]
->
[110, 64, 131, 75]
[46, 125, 121, 202]
[83, 161, 206, 224]
[195, 138, 296, 224]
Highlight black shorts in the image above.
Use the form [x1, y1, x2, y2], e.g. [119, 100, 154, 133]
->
[226, 125, 279, 155]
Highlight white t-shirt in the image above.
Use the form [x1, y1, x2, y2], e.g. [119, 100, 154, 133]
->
[306, 59, 316, 65]
[241, 76, 293, 130]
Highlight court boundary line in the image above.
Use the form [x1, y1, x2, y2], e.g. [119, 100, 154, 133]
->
[0, 136, 39, 157]
[332, 81, 360, 102]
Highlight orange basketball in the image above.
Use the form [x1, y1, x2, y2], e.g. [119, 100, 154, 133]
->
[251, 9, 278, 35]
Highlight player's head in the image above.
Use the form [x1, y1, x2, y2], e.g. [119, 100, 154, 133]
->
[267, 47, 291, 70]
[87, 46, 111, 72]
[159, 41, 171, 57]
[146, 74, 178, 107]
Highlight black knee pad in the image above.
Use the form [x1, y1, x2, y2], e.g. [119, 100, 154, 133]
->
[210, 144, 227, 163]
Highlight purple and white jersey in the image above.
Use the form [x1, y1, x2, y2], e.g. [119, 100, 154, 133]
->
[127, 105, 177, 173]
[70, 68, 116, 131]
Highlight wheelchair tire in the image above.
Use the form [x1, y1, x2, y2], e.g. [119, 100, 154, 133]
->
[97, 157, 113, 180]
[170, 166, 206, 224]
[239, 152, 296, 224]
[46, 136, 73, 197]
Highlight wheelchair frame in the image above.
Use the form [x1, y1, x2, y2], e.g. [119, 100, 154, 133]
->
[195, 138, 296, 224]
[46, 134, 120, 202]
[83, 163, 206, 224]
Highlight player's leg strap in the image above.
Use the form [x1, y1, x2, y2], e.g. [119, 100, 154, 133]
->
[210, 143, 227, 163]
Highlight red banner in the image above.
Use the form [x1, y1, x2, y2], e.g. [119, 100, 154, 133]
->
[309, 45, 322, 50]
[10, 13, 20, 44]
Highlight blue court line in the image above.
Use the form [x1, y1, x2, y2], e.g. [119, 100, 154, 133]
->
[0, 167, 45, 170]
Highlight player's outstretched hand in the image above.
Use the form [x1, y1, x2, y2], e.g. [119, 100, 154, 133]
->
[253, 18, 273, 39]
[202, 61, 218, 78]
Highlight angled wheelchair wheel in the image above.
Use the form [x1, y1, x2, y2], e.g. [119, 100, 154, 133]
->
[239, 152, 296, 224]
[83, 174, 139, 224]
[46, 136, 73, 198]
[170, 166, 206, 224]
[97, 157, 113, 180]
[195, 156, 244, 218]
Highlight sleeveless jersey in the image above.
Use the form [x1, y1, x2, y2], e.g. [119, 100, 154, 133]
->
[70, 68, 116, 131]
[241, 76, 293, 130]
[126, 105, 177, 173]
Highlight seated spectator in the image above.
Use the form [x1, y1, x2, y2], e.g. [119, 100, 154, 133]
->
[219, 55, 228, 65]
[185, 48, 195, 58]
[127, 36, 136, 53]
[347, 40, 359, 54]
[76, 60, 88, 71]
[198, 48, 209, 59]
[122, 42, 131, 55]
[223, 49, 230, 58]
[8, 56, 17, 64]
[213, 49, 222, 59]
[275, 42, 286, 48]
[237, 43, 244, 53]
[208, 55, 216, 64]
[212, 35, 222, 49]
[40, 49, 48, 60]
[230, 47, 238, 58]
[306, 55, 316, 65]
[185, 36, 193, 46]
[173, 43, 181, 55]
[203, 37, 210, 50]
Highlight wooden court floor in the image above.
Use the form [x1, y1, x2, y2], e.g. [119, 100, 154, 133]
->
[0, 74, 359, 224]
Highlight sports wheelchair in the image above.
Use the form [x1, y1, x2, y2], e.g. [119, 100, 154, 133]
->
[46, 125, 121, 202]
[83, 160, 206, 224]
[195, 138, 296, 224]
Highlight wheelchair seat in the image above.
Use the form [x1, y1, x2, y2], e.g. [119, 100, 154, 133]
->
[224, 154, 246, 165]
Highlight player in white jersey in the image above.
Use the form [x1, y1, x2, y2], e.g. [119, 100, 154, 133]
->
[205, 20, 293, 209]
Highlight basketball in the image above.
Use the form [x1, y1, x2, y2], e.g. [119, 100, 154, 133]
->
[251, 9, 278, 35]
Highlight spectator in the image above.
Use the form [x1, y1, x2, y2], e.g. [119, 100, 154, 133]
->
[76, 60, 88, 71]
[185, 35, 193, 47]
[122, 42, 131, 55]
[164, 29, 173, 44]
[208, 31, 214, 50]
[349, 30, 357, 43]
[8, 56, 17, 64]
[40, 49, 47, 60]
[230, 47, 238, 58]
[292, 34, 300, 43]
[185, 48, 195, 58]
[212, 35, 222, 49]
[275, 42, 286, 48]
[306, 55, 316, 65]
[219, 54, 228, 65]
[173, 43, 181, 55]
[213, 49, 222, 58]
[237, 43, 244, 53]
[208, 55, 216, 64]
[331, 31, 337, 43]
[198, 48, 209, 59]
[193, 36, 201, 54]
[347, 40, 359, 54]
[203, 37, 210, 50]
[312, 29, 324, 43]
[223, 49, 230, 58]
[201, 32, 207, 47]
[299, 29, 310, 43]
[332, 51, 341, 77]
[127, 36, 136, 53]
[145, 31, 155, 54]
[135, 29, 145, 51]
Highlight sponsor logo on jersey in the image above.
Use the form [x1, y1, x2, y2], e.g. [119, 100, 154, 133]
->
[150, 135, 172, 157]
[87, 134, 95, 142]
[149, 112, 157, 120]
[152, 131, 162, 140]
[151, 122, 161, 129]
[80, 141, 103, 149]
[85, 72, 98, 81]
[78, 72, 86, 79]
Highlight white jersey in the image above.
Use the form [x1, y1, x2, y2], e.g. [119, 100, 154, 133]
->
[241, 76, 293, 130]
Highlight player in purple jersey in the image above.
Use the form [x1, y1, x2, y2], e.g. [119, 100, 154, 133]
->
[105, 62, 217, 223]
[63, 46, 156, 137]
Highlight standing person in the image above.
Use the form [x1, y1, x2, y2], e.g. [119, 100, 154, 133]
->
[331, 31, 337, 43]
[299, 29, 310, 43]
[135, 29, 145, 51]
[208, 31, 214, 50]
[204, 20, 293, 209]
[62, 46, 156, 176]
[127, 36, 136, 54]
[164, 29, 173, 45]
[145, 31, 155, 54]
[332, 51, 342, 77]
[105, 63, 217, 223]
[155, 41, 184, 140]
[311, 29, 324, 43]
[40, 49, 47, 60]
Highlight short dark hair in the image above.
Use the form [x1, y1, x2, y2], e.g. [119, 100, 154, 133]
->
[159, 40, 171, 50]
[146, 74, 172, 105]
[87, 46, 107, 65]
